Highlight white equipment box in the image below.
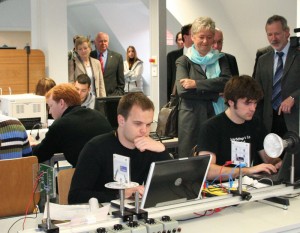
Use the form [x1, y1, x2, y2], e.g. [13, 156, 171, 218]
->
[0, 94, 47, 129]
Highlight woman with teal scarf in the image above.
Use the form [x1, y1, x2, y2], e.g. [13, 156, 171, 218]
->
[176, 16, 232, 158]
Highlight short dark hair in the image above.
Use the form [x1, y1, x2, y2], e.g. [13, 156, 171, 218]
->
[117, 92, 154, 120]
[175, 31, 182, 43]
[181, 24, 192, 42]
[266, 15, 289, 31]
[224, 75, 263, 106]
[75, 74, 91, 87]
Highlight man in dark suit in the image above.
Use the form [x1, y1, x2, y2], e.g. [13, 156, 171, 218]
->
[90, 32, 125, 96]
[252, 45, 273, 78]
[212, 28, 239, 77]
[255, 15, 300, 137]
[166, 24, 192, 100]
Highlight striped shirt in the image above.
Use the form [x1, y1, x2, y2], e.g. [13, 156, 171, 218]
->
[0, 115, 32, 160]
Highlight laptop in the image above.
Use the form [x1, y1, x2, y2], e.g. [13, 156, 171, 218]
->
[111, 155, 211, 209]
[250, 153, 292, 185]
[149, 131, 173, 141]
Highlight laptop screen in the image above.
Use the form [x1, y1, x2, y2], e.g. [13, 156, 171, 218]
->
[141, 155, 211, 209]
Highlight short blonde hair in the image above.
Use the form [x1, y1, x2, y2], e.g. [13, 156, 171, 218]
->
[75, 36, 92, 50]
[191, 16, 215, 36]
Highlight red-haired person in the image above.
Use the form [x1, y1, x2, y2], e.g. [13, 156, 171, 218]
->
[28, 83, 112, 167]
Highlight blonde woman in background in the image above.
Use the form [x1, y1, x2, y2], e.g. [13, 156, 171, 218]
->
[123, 46, 143, 93]
[68, 36, 106, 97]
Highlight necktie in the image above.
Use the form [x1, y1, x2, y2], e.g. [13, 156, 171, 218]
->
[99, 53, 104, 74]
[272, 52, 284, 110]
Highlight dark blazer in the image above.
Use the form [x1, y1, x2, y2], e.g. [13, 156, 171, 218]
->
[252, 45, 273, 78]
[176, 55, 231, 157]
[255, 46, 300, 134]
[167, 48, 184, 100]
[32, 106, 113, 167]
[224, 53, 239, 77]
[91, 49, 125, 96]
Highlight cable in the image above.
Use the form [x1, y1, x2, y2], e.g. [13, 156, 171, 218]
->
[219, 161, 233, 192]
[7, 172, 43, 233]
[7, 216, 37, 233]
[177, 207, 228, 222]
[155, 131, 162, 143]
[23, 171, 44, 230]
[257, 177, 274, 186]
[29, 123, 42, 141]
[282, 193, 300, 198]
[227, 162, 247, 193]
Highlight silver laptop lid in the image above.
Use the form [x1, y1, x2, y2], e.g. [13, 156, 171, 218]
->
[141, 155, 211, 209]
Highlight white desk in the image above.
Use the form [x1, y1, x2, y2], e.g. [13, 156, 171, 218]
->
[178, 196, 300, 233]
[3, 185, 299, 233]
[0, 213, 43, 233]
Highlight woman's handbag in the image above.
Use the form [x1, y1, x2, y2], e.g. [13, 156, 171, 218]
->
[156, 84, 178, 137]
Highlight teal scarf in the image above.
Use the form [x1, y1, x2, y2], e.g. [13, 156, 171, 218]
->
[186, 45, 225, 115]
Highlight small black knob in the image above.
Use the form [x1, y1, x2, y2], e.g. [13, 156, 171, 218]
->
[146, 218, 155, 224]
[96, 227, 106, 233]
[113, 224, 123, 230]
[128, 221, 138, 228]
[161, 215, 171, 222]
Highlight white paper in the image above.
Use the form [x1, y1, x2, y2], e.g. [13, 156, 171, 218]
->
[43, 202, 110, 223]
[231, 140, 250, 166]
[113, 154, 130, 184]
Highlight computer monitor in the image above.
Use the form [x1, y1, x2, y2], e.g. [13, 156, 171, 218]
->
[94, 96, 122, 129]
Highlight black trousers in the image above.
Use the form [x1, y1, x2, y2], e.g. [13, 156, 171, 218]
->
[271, 109, 288, 138]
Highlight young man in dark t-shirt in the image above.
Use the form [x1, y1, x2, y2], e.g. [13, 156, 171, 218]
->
[197, 75, 281, 180]
[69, 92, 171, 204]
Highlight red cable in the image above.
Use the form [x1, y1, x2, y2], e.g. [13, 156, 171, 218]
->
[23, 172, 44, 230]
[193, 206, 227, 217]
[219, 161, 232, 193]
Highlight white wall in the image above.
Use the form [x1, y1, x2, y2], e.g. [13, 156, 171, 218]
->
[31, 0, 68, 84]
[0, 0, 299, 89]
[0, 31, 30, 48]
[167, 0, 297, 76]
[0, 0, 31, 31]
[67, 0, 151, 94]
